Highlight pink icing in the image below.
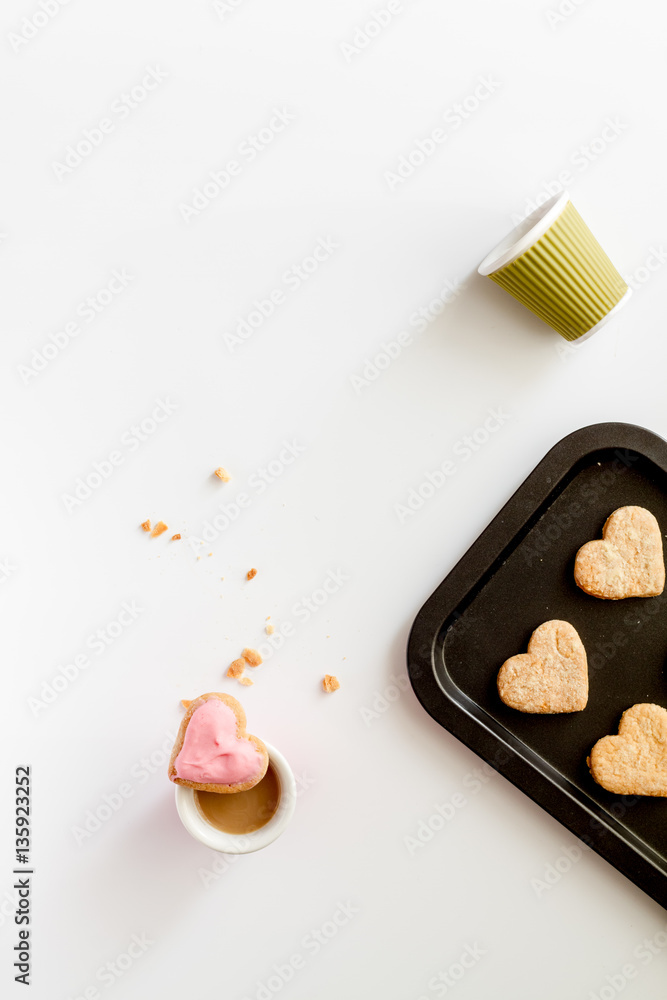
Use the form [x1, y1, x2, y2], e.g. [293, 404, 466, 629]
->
[173, 699, 264, 785]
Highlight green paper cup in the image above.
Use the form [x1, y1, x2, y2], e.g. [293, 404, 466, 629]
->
[478, 192, 631, 342]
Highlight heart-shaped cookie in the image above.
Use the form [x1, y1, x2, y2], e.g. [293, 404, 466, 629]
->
[574, 506, 665, 600]
[168, 692, 268, 792]
[589, 703, 667, 796]
[497, 620, 588, 714]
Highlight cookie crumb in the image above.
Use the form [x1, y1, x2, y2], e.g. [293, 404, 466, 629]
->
[238, 677, 254, 687]
[214, 467, 230, 482]
[265, 623, 275, 635]
[242, 647, 262, 667]
[151, 521, 168, 538]
[141, 519, 151, 532]
[247, 568, 257, 581]
[323, 675, 340, 693]
[181, 699, 191, 709]
[171, 533, 181, 541]
[227, 658, 246, 679]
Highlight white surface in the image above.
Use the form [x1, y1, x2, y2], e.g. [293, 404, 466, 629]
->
[2, 2, 667, 999]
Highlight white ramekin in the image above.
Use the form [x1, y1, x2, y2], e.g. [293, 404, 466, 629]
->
[174, 742, 296, 854]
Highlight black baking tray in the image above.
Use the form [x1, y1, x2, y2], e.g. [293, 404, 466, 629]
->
[407, 422, 667, 909]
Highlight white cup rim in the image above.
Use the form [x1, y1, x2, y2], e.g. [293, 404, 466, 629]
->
[478, 191, 570, 276]
[174, 742, 296, 854]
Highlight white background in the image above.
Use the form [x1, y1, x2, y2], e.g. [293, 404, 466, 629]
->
[2, 1, 667, 998]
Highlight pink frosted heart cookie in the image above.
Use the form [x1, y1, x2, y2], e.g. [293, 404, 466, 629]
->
[168, 692, 268, 793]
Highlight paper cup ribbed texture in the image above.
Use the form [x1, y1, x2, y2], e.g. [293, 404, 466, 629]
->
[484, 200, 629, 341]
